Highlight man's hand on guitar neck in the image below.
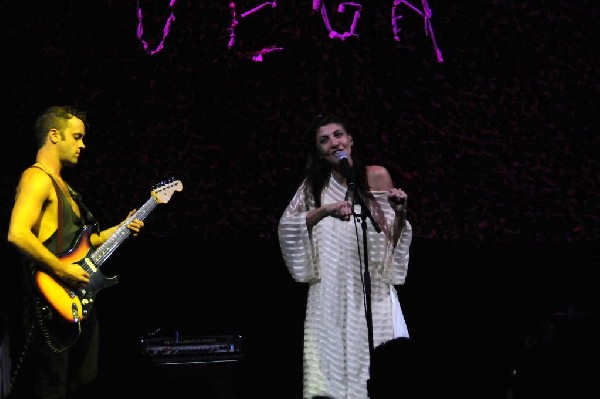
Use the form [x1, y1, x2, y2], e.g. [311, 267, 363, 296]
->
[90, 209, 145, 247]
[122, 209, 144, 238]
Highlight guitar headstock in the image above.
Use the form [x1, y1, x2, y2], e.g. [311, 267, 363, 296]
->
[151, 178, 183, 204]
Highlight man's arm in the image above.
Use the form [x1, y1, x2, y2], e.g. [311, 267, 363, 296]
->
[7, 168, 90, 287]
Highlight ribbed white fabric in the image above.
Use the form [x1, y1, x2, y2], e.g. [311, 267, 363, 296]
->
[278, 175, 412, 399]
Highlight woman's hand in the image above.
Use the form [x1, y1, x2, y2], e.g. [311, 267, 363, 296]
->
[325, 201, 353, 221]
[387, 188, 408, 213]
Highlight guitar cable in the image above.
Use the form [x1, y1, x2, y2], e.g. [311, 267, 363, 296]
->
[5, 317, 34, 398]
[5, 296, 81, 398]
[33, 296, 81, 354]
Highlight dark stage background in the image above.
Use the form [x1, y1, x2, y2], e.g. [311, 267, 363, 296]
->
[1, 1, 598, 397]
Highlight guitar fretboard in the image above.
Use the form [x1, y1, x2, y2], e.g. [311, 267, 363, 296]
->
[89, 196, 158, 266]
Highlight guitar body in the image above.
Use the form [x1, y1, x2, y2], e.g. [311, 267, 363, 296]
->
[35, 224, 118, 323]
[34, 178, 183, 323]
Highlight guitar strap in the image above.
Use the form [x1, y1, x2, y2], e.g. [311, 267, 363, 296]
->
[52, 177, 64, 252]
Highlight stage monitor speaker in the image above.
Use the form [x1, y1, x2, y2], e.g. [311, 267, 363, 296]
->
[135, 333, 244, 398]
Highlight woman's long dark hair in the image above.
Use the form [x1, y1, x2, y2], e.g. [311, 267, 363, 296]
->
[303, 113, 373, 207]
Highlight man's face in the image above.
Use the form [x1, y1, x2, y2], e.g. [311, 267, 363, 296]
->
[57, 116, 86, 165]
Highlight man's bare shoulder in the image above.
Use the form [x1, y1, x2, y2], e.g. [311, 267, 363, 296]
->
[367, 165, 393, 191]
[17, 166, 53, 194]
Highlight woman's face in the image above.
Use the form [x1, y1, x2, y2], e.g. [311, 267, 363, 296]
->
[316, 123, 353, 166]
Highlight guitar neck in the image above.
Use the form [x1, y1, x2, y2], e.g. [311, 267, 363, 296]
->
[89, 196, 158, 266]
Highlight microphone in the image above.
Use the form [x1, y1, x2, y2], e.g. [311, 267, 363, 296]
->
[335, 150, 354, 202]
[335, 150, 353, 180]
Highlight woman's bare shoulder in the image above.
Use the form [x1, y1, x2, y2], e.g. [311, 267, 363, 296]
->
[367, 165, 393, 191]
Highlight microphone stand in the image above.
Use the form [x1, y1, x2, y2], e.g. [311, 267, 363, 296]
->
[348, 179, 380, 360]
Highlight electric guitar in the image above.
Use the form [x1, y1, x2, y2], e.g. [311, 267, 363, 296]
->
[35, 178, 183, 323]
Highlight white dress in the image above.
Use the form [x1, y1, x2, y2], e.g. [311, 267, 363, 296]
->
[278, 175, 412, 399]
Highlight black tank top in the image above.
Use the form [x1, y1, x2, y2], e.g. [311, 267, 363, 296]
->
[23, 165, 98, 277]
